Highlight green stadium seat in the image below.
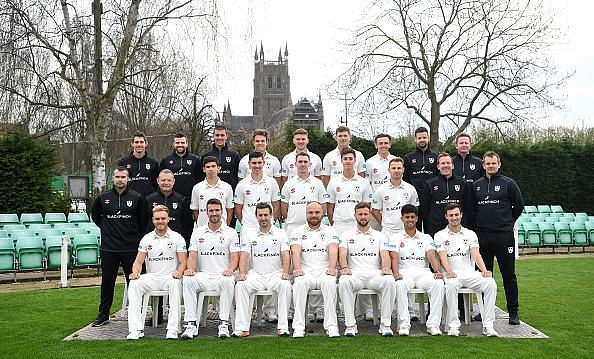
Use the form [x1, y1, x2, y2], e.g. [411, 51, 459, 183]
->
[64, 228, 89, 240]
[537, 205, 551, 213]
[530, 215, 546, 223]
[10, 229, 38, 241]
[538, 222, 557, 246]
[585, 221, 594, 244]
[3, 224, 26, 233]
[0, 237, 16, 282]
[517, 223, 527, 247]
[547, 212, 562, 219]
[71, 234, 100, 277]
[523, 205, 538, 214]
[38, 228, 64, 240]
[45, 235, 71, 269]
[544, 217, 557, 224]
[76, 222, 98, 230]
[553, 222, 572, 245]
[68, 212, 89, 223]
[19, 213, 44, 225]
[28, 223, 53, 233]
[53, 223, 78, 232]
[549, 205, 564, 213]
[0, 213, 20, 228]
[574, 212, 588, 219]
[87, 227, 100, 242]
[558, 216, 573, 223]
[44, 212, 67, 224]
[15, 237, 46, 279]
[569, 222, 588, 245]
[523, 222, 541, 246]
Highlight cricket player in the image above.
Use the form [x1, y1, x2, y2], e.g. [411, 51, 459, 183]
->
[190, 156, 234, 227]
[322, 126, 366, 186]
[290, 201, 340, 338]
[181, 199, 240, 339]
[435, 204, 499, 337]
[126, 205, 187, 340]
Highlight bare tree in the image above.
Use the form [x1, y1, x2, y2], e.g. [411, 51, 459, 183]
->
[339, 0, 569, 147]
[1, 0, 217, 193]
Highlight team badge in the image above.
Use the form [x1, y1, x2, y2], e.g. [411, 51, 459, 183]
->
[508, 246, 514, 254]
[198, 238, 204, 243]
[199, 194, 204, 200]
[444, 240, 450, 246]
[429, 158, 435, 163]
[290, 164, 294, 169]
[369, 238, 375, 245]
[167, 242, 174, 250]
[463, 239, 469, 247]
[152, 202, 158, 207]
[400, 241, 405, 248]
[147, 244, 153, 250]
[310, 186, 315, 193]
[252, 241, 258, 246]
[373, 168, 378, 173]
[403, 193, 409, 199]
[187, 159, 192, 165]
[172, 202, 178, 209]
[219, 237, 225, 244]
[476, 186, 481, 191]
[332, 161, 337, 166]
[169, 160, 174, 164]
[219, 192, 225, 198]
[104, 199, 110, 204]
[349, 239, 355, 244]
[302, 235, 308, 241]
[126, 164, 131, 169]
[470, 164, 476, 170]
[245, 190, 251, 195]
[291, 188, 295, 193]
[355, 185, 360, 192]
[272, 239, 278, 246]
[454, 185, 460, 191]
[411, 159, 416, 164]
[146, 164, 151, 170]
[336, 186, 341, 193]
[126, 200, 132, 207]
[418, 242, 423, 249]
[264, 187, 270, 193]
[226, 156, 231, 163]
[384, 195, 390, 201]
[433, 185, 439, 191]
[494, 185, 501, 192]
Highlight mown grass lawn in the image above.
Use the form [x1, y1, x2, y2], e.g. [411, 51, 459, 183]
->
[0, 256, 592, 358]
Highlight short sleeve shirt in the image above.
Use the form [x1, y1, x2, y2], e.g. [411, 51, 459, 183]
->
[433, 226, 479, 273]
[241, 226, 290, 275]
[322, 148, 366, 177]
[289, 224, 340, 272]
[365, 154, 396, 191]
[190, 179, 234, 226]
[188, 224, 241, 274]
[281, 150, 323, 178]
[392, 230, 436, 271]
[234, 175, 280, 229]
[372, 180, 419, 232]
[338, 227, 391, 271]
[238, 152, 282, 179]
[281, 175, 328, 226]
[327, 175, 373, 223]
[139, 229, 186, 274]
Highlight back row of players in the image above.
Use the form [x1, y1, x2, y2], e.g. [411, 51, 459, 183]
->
[91, 125, 524, 338]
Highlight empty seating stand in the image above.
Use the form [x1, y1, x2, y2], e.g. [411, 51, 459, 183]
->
[20, 213, 44, 226]
[44, 213, 67, 224]
[0, 214, 19, 228]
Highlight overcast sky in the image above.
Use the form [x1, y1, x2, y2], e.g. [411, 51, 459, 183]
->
[210, 0, 593, 135]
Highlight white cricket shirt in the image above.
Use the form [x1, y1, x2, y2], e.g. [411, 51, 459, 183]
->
[433, 226, 479, 273]
[281, 175, 328, 226]
[281, 150, 323, 178]
[327, 175, 373, 224]
[241, 226, 290, 275]
[139, 229, 186, 274]
[238, 152, 282, 179]
[339, 227, 391, 271]
[234, 175, 280, 229]
[189, 224, 241, 274]
[322, 147, 366, 177]
[190, 179, 234, 226]
[365, 153, 396, 191]
[289, 224, 340, 272]
[392, 230, 436, 271]
[372, 180, 419, 232]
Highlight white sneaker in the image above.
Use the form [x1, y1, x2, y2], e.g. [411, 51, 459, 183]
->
[365, 310, 374, 321]
[181, 323, 198, 340]
[447, 328, 460, 337]
[483, 327, 499, 337]
[344, 325, 358, 337]
[218, 322, 230, 338]
[426, 326, 442, 336]
[264, 311, 278, 323]
[379, 325, 394, 337]
[327, 327, 340, 338]
[277, 329, 290, 337]
[314, 308, 324, 322]
[166, 329, 178, 339]
[292, 329, 305, 338]
[127, 330, 143, 340]
[398, 327, 410, 336]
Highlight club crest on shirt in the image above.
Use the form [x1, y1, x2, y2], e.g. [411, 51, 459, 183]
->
[187, 159, 192, 165]
[403, 193, 409, 199]
[290, 164, 294, 169]
[310, 186, 316, 193]
[411, 159, 416, 164]
[172, 202, 178, 209]
[369, 238, 375, 245]
[301, 235, 308, 241]
[373, 168, 378, 173]
[433, 185, 439, 191]
[126, 164, 132, 169]
[494, 185, 501, 192]
[167, 242, 174, 250]
[470, 164, 476, 170]
[291, 188, 295, 193]
[355, 186, 360, 192]
[199, 194, 204, 200]
[219, 237, 225, 244]
[463, 239, 469, 247]
[429, 158, 435, 163]
[104, 199, 110, 205]
[226, 156, 231, 163]
[146, 164, 151, 170]
[252, 241, 258, 246]
[417, 242, 423, 249]
[127, 200, 132, 207]
[400, 241, 405, 248]
[349, 238, 355, 244]
[272, 239, 278, 246]
[336, 186, 341, 193]
[454, 185, 460, 191]
[384, 195, 390, 201]
[332, 161, 337, 167]
[198, 238, 204, 243]
[245, 190, 251, 196]
[444, 239, 450, 246]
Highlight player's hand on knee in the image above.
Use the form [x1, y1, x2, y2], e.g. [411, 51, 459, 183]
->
[183, 268, 196, 276]
[482, 270, 492, 277]
[326, 268, 337, 276]
[281, 272, 291, 280]
[172, 270, 182, 279]
[293, 269, 304, 277]
[393, 272, 402, 280]
[434, 272, 444, 279]
[222, 268, 234, 276]
[129, 272, 140, 280]
[381, 267, 393, 275]
[236, 273, 247, 281]
[340, 267, 352, 276]
[445, 272, 457, 279]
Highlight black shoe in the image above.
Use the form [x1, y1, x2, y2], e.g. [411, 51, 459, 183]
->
[509, 312, 520, 325]
[473, 313, 482, 322]
[411, 316, 419, 322]
[145, 316, 165, 326]
[92, 315, 110, 327]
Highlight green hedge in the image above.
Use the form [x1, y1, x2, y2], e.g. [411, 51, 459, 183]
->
[283, 126, 593, 214]
[0, 133, 58, 214]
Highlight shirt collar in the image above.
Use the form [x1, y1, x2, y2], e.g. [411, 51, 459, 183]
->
[402, 230, 421, 239]
[205, 179, 221, 188]
[257, 227, 274, 236]
[249, 176, 268, 184]
[205, 224, 224, 233]
[154, 229, 171, 239]
[305, 225, 322, 232]
[447, 226, 465, 235]
[388, 181, 405, 189]
[355, 227, 373, 235]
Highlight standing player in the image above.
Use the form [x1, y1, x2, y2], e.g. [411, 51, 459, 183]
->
[420, 153, 472, 237]
[91, 167, 144, 327]
[372, 157, 419, 238]
[126, 205, 187, 340]
[281, 152, 328, 236]
[326, 148, 373, 235]
[190, 156, 234, 227]
[472, 151, 524, 325]
[365, 133, 396, 192]
[233, 203, 292, 337]
[337, 202, 396, 337]
[322, 126, 366, 187]
[403, 127, 438, 229]
[290, 201, 340, 338]
[118, 132, 159, 198]
[201, 125, 241, 190]
[234, 151, 281, 231]
[452, 133, 484, 183]
[238, 129, 282, 187]
[181, 199, 240, 339]
[393, 204, 444, 336]
[159, 133, 202, 198]
[434, 203, 498, 337]
[280, 128, 323, 187]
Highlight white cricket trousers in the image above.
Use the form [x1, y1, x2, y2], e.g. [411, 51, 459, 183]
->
[182, 272, 235, 322]
[444, 271, 497, 330]
[127, 273, 182, 332]
[234, 270, 293, 332]
[292, 270, 338, 332]
[338, 270, 396, 328]
[396, 268, 445, 330]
